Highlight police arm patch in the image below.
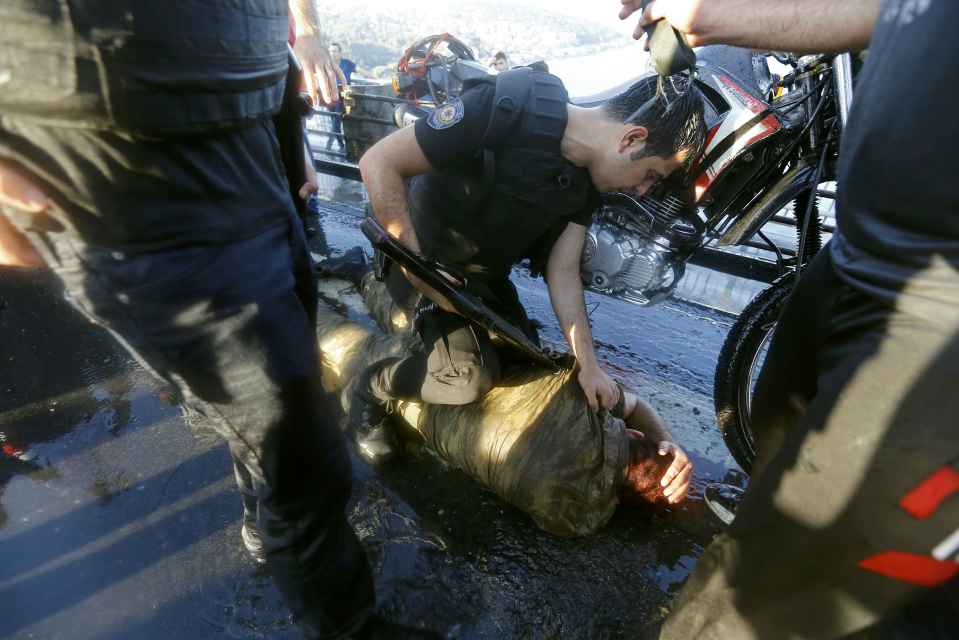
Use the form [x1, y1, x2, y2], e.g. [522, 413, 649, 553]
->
[427, 98, 465, 130]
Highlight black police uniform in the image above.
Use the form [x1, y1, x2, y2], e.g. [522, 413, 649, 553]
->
[661, 3, 959, 638]
[368, 69, 600, 406]
[0, 3, 371, 638]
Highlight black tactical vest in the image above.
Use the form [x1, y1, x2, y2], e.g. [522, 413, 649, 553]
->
[409, 68, 597, 284]
[0, 1, 289, 136]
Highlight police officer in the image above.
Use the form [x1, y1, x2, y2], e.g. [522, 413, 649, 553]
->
[619, 1, 959, 638]
[349, 67, 706, 462]
[0, 2, 418, 638]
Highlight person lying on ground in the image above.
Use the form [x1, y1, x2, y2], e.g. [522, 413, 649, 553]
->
[313, 264, 694, 537]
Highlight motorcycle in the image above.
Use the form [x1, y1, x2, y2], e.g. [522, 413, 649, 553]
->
[387, 37, 854, 474]
[391, 33, 493, 128]
[580, 47, 853, 473]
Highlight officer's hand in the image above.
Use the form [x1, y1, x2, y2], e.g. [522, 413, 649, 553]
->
[578, 364, 620, 411]
[0, 162, 47, 267]
[619, 0, 711, 46]
[294, 32, 339, 107]
[658, 441, 693, 504]
[298, 154, 319, 201]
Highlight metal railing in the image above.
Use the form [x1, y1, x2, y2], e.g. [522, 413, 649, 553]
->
[307, 108, 348, 160]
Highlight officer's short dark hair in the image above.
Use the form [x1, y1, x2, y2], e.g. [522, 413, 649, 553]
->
[603, 74, 706, 170]
[494, 51, 507, 61]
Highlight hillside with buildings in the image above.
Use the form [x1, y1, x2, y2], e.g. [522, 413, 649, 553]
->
[317, 1, 632, 79]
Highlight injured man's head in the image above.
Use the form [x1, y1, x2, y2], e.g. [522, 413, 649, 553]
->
[621, 429, 675, 507]
[315, 272, 693, 537]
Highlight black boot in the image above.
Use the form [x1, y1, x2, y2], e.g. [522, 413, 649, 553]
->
[342, 370, 396, 465]
[316, 246, 371, 287]
[240, 521, 267, 565]
[356, 422, 397, 465]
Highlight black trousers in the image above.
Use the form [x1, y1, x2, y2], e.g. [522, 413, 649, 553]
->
[16, 213, 374, 640]
[369, 275, 537, 406]
[661, 248, 959, 639]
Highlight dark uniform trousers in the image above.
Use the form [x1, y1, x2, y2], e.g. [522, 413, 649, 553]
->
[661, 248, 959, 639]
[12, 192, 374, 639]
[368, 272, 538, 406]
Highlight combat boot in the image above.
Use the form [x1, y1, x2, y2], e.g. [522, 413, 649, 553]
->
[342, 370, 397, 465]
[240, 522, 267, 565]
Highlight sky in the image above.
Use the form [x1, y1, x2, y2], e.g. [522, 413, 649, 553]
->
[321, 0, 640, 37]
[515, 0, 640, 36]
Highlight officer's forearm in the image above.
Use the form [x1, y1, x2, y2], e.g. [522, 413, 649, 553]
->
[546, 266, 600, 369]
[359, 156, 461, 312]
[288, 0, 322, 37]
[645, 0, 879, 52]
[359, 157, 420, 254]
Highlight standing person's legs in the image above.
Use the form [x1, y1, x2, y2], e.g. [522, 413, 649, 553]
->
[326, 103, 344, 151]
[32, 220, 373, 639]
[661, 251, 959, 640]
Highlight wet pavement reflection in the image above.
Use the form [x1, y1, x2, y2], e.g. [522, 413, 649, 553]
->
[1, 187, 759, 638]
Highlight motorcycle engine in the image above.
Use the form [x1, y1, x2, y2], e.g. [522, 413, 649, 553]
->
[581, 192, 703, 306]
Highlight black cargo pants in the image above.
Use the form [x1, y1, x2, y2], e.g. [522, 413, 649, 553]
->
[7, 210, 373, 639]
[661, 248, 959, 639]
[368, 271, 538, 406]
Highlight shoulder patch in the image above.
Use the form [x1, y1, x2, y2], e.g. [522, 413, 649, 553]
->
[427, 98, 465, 130]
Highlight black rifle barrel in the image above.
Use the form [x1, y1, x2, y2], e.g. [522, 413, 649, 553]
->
[360, 217, 558, 369]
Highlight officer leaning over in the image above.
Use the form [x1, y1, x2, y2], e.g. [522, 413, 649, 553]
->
[348, 66, 706, 463]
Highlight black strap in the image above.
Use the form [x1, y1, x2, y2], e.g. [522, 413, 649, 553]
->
[481, 67, 533, 148]
[477, 67, 535, 198]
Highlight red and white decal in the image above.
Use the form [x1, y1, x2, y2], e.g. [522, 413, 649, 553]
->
[693, 74, 782, 202]
[859, 465, 959, 587]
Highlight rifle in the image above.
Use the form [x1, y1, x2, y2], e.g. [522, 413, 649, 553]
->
[361, 217, 560, 370]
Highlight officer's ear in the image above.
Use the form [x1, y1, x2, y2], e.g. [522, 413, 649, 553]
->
[618, 126, 649, 156]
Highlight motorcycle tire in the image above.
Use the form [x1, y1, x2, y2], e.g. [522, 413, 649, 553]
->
[713, 272, 796, 474]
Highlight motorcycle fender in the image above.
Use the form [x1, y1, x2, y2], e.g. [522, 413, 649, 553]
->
[717, 161, 816, 246]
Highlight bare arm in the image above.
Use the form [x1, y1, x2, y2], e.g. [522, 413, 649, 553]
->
[623, 391, 692, 503]
[623, 391, 672, 444]
[0, 162, 47, 268]
[358, 126, 430, 252]
[288, 0, 339, 106]
[546, 222, 619, 410]
[358, 126, 456, 311]
[621, 0, 880, 53]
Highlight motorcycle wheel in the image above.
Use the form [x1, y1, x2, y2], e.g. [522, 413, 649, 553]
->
[713, 272, 796, 474]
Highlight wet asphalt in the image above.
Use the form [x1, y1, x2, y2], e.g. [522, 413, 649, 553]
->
[0, 176, 755, 639]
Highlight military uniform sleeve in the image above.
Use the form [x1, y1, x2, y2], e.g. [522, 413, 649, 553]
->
[413, 82, 495, 170]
